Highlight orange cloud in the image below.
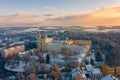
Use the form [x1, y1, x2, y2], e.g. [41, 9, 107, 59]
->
[47, 5, 120, 27]
[0, 5, 120, 27]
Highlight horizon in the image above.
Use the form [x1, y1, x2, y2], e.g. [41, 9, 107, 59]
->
[0, 0, 120, 27]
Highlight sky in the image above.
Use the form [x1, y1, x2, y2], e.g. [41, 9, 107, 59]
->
[0, 0, 120, 27]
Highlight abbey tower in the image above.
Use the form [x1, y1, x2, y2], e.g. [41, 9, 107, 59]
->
[37, 32, 47, 53]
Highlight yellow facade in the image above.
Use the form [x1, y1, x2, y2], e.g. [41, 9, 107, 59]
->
[69, 40, 91, 46]
[102, 64, 120, 75]
[2, 45, 25, 58]
[46, 40, 91, 58]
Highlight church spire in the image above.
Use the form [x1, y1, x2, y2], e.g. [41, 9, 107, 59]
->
[37, 32, 42, 52]
[37, 31, 47, 53]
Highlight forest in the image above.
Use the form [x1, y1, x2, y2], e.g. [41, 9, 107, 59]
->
[68, 31, 120, 63]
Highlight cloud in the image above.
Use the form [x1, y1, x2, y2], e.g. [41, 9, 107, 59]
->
[46, 5, 120, 27]
[44, 6, 57, 11]
[1, 5, 120, 27]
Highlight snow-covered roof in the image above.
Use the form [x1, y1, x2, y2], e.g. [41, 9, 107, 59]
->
[71, 68, 77, 77]
[101, 75, 114, 80]
[93, 68, 101, 74]
[19, 51, 29, 55]
[10, 41, 24, 46]
[86, 64, 94, 72]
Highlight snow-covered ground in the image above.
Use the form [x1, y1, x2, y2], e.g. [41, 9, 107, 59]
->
[83, 28, 120, 33]
[12, 28, 39, 33]
[4, 42, 90, 80]
[101, 75, 118, 80]
[12, 27, 63, 33]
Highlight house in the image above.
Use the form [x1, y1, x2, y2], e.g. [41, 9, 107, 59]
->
[71, 67, 86, 80]
[101, 74, 118, 80]
[102, 62, 120, 75]
[92, 68, 102, 78]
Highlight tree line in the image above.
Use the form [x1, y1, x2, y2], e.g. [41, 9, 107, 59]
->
[67, 31, 120, 63]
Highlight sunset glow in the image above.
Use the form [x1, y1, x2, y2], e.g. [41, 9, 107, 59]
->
[0, 0, 120, 27]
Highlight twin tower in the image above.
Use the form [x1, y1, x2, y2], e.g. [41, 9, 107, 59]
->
[37, 32, 47, 53]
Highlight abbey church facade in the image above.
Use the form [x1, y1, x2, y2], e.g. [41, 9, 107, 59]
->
[37, 31, 91, 55]
[37, 32, 47, 53]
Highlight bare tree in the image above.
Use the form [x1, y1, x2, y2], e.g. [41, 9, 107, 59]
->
[23, 53, 30, 66]
[38, 53, 44, 63]
[26, 73, 38, 80]
[25, 66, 38, 80]
[52, 50, 58, 58]
[40, 63, 47, 71]
[50, 63, 61, 80]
